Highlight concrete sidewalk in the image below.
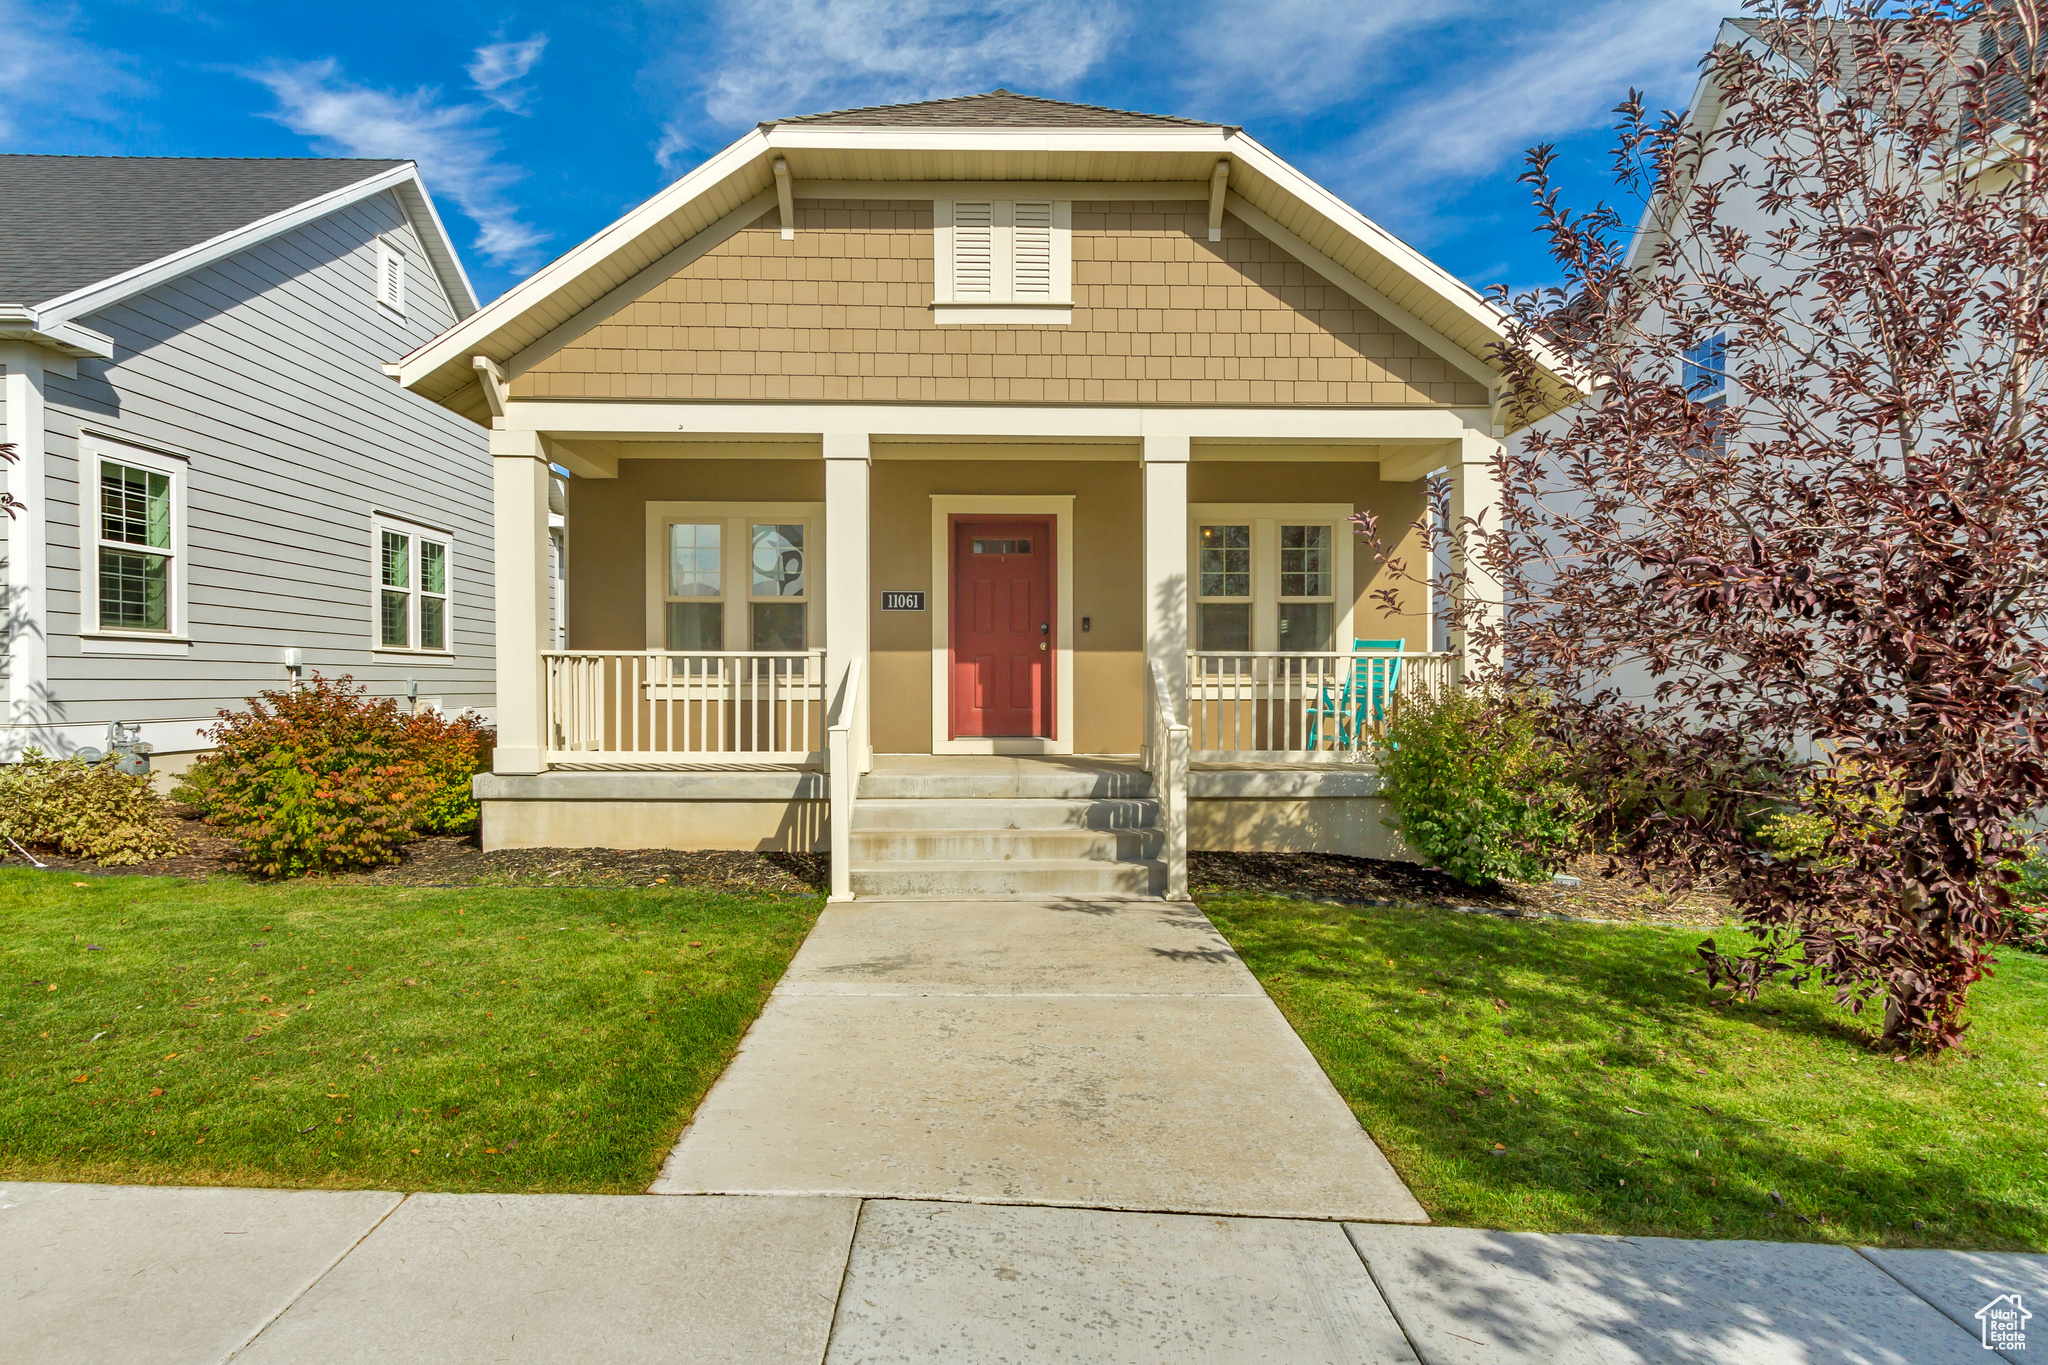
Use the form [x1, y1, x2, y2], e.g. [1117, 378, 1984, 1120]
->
[6, 1181, 2041, 1363]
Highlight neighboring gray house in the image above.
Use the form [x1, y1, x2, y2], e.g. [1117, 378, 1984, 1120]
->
[0, 156, 495, 772]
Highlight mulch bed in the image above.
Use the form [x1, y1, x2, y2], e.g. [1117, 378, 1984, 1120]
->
[12, 810, 826, 896]
[17, 810, 1716, 920]
[1191, 849, 1732, 925]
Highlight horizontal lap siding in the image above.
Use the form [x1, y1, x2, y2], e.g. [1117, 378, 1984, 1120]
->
[42, 191, 493, 735]
[512, 200, 1489, 407]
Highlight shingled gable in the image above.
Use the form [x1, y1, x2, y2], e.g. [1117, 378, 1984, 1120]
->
[0, 155, 476, 353]
[393, 90, 1580, 421]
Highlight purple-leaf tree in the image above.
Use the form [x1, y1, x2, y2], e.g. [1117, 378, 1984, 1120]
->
[1474, 0, 2048, 1052]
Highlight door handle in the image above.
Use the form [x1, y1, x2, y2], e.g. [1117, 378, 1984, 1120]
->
[1040, 642, 1048, 651]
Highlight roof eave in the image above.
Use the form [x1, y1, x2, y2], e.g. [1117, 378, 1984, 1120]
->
[0, 306, 116, 360]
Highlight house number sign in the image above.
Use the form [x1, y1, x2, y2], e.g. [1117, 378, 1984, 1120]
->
[881, 591, 927, 611]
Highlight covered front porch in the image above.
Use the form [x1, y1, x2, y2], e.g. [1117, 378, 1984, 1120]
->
[482, 405, 1501, 897]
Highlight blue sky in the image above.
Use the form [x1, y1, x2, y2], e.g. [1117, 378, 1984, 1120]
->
[5, 0, 1731, 304]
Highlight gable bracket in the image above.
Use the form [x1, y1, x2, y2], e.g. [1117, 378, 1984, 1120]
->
[1209, 161, 1229, 242]
[774, 158, 795, 241]
[473, 355, 510, 422]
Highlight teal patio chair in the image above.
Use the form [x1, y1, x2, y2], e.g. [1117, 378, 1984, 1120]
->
[1306, 639, 1405, 748]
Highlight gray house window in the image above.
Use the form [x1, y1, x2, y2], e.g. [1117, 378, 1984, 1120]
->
[373, 517, 452, 652]
[87, 440, 186, 638]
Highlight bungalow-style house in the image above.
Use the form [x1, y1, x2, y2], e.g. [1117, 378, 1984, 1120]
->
[0, 156, 494, 774]
[391, 91, 1576, 899]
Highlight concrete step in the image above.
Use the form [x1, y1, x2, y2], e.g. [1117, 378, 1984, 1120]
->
[850, 797, 1160, 832]
[849, 858, 1167, 899]
[849, 827, 1163, 864]
[858, 767, 1151, 801]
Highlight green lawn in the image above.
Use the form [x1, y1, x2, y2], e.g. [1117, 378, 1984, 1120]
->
[1204, 894, 2048, 1250]
[0, 870, 818, 1193]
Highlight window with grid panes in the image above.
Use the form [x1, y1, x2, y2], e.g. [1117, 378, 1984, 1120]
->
[664, 522, 724, 650]
[374, 520, 452, 651]
[1278, 524, 1335, 651]
[1196, 524, 1252, 652]
[98, 461, 174, 632]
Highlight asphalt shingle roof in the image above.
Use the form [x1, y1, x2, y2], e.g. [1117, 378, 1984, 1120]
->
[767, 88, 1221, 130]
[0, 155, 407, 307]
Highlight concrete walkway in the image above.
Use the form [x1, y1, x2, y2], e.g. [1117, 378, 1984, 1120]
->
[7, 1182, 2042, 1363]
[652, 896, 1424, 1220]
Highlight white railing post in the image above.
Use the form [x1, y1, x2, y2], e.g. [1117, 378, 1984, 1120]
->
[1149, 659, 1190, 901]
[827, 656, 862, 903]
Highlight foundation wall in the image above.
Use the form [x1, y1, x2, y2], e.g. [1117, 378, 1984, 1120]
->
[482, 799, 827, 852]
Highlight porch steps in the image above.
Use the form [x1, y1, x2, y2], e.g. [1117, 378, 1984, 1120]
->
[847, 759, 1167, 898]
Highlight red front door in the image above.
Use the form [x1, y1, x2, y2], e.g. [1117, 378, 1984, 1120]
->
[951, 517, 1054, 738]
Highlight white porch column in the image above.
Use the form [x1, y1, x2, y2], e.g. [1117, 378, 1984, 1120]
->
[1445, 428, 1505, 676]
[1, 342, 49, 750]
[823, 431, 871, 768]
[1142, 433, 1191, 731]
[490, 429, 552, 774]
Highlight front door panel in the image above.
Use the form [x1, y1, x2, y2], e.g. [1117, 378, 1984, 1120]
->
[951, 518, 1054, 738]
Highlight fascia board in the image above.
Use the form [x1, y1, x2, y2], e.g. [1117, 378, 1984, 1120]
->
[393, 127, 774, 392]
[36, 163, 426, 326]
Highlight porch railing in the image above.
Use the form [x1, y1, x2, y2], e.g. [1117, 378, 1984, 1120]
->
[543, 650, 826, 764]
[1186, 650, 1461, 760]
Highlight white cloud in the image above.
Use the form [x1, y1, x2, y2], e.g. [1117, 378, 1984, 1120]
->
[1357, 0, 1724, 188]
[651, 0, 1120, 173]
[249, 59, 549, 269]
[1177, 0, 1476, 115]
[0, 0, 142, 144]
[468, 35, 548, 114]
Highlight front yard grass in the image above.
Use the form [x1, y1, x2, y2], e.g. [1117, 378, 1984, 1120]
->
[1204, 894, 2048, 1250]
[0, 870, 818, 1193]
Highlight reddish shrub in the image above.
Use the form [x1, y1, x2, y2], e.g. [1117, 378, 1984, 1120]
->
[186, 675, 491, 876]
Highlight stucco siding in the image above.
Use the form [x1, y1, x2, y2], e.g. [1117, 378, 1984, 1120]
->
[33, 189, 492, 749]
[513, 200, 1489, 408]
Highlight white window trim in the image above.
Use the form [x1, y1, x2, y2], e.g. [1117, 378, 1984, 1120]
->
[932, 198, 1072, 325]
[81, 436, 189, 646]
[928, 494, 1075, 756]
[374, 237, 407, 316]
[642, 502, 826, 652]
[1188, 503, 1356, 654]
[371, 514, 454, 655]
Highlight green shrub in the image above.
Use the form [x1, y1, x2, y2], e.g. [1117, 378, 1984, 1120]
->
[400, 709, 493, 835]
[196, 675, 492, 876]
[1375, 686, 1585, 888]
[0, 749, 183, 866]
[1757, 809, 1835, 863]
